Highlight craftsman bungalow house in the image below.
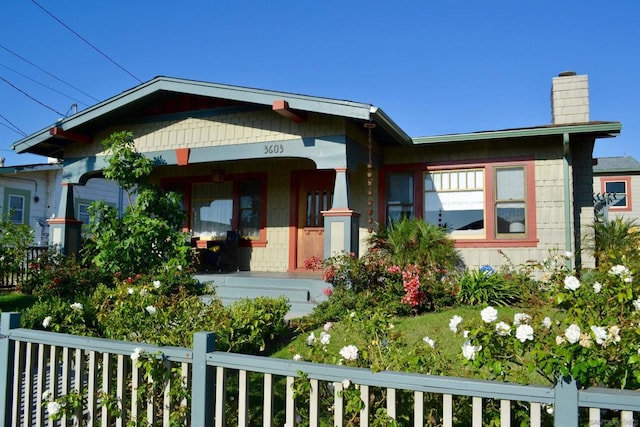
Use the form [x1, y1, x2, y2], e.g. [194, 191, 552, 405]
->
[11, 72, 621, 272]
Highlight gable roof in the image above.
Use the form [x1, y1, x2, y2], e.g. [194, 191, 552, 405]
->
[12, 76, 412, 158]
[593, 156, 640, 174]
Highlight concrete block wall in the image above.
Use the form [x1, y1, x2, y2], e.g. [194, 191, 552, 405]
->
[551, 73, 589, 125]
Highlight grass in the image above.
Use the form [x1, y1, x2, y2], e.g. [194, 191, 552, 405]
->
[274, 305, 552, 386]
[0, 292, 37, 313]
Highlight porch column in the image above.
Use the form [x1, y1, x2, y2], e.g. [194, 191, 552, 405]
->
[322, 167, 360, 258]
[47, 183, 82, 258]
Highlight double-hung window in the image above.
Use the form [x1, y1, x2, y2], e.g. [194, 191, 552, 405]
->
[602, 178, 630, 210]
[386, 172, 415, 224]
[3, 188, 30, 225]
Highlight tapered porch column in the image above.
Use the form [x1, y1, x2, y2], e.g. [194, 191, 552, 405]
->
[322, 167, 360, 258]
[48, 183, 82, 258]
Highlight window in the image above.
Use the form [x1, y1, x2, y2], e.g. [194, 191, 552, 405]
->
[386, 172, 414, 224]
[425, 169, 485, 237]
[495, 167, 526, 235]
[238, 179, 262, 239]
[383, 160, 535, 245]
[181, 174, 266, 245]
[3, 188, 30, 225]
[192, 182, 234, 239]
[603, 179, 630, 210]
[77, 202, 91, 225]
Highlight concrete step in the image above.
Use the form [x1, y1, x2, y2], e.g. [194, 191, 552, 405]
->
[195, 272, 330, 318]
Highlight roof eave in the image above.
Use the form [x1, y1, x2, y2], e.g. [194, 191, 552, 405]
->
[412, 122, 622, 145]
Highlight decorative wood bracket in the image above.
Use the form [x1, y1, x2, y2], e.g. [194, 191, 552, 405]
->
[176, 147, 190, 166]
[272, 100, 307, 123]
[49, 126, 92, 144]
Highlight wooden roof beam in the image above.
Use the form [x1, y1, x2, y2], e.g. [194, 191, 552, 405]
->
[49, 126, 93, 144]
[272, 100, 307, 123]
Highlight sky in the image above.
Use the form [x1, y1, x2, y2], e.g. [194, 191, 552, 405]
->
[0, 1, 638, 166]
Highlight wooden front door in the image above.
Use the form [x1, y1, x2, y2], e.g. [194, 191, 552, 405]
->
[296, 170, 335, 269]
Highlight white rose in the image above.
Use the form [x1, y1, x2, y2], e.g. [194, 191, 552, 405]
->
[564, 324, 581, 344]
[480, 306, 498, 323]
[515, 324, 534, 343]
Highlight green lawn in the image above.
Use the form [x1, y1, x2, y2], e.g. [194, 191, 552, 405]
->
[0, 292, 37, 313]
[273, 305, 552, 386]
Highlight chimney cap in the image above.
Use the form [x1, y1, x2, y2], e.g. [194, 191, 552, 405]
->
[558, 71, 577, 77]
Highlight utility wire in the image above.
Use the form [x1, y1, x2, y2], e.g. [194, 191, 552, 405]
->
[0, 75, 64, 116]
[0, 62, 89, 107]
[0, 114, 27, 137]
[0, 43, 99, 102]
[31, 0, 143, 84]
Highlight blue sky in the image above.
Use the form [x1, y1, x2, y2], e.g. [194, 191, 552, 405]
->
[0, 1, 638, 166]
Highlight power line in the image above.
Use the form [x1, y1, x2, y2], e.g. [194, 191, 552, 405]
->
[0, 115, 27, 137]
[0, 74, 64, 116]
[0, 43, 99, 102]
[31, 0, 143, 84]
[0, 62, 90, 107]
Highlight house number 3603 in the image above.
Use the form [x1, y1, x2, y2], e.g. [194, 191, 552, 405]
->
[264, 144, 284, 154]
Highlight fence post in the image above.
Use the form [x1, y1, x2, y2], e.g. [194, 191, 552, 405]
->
[191, 332, 216, 427]
[0, 312, 20, 427]
[554, 376, 578, 427]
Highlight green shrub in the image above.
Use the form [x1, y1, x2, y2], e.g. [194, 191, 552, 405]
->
[456, 269, 521, 307]
[0, 216, 34, 282]
[225, 296, 290, 354]
[21, 296, 98, 336]
[18, 250, 109, 298]
[591, 217, 640, 270]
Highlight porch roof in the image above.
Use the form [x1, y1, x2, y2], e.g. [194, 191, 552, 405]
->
[12, 76, 412, 158]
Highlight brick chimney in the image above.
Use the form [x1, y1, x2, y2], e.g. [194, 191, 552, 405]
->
[551, 71, 590, 125]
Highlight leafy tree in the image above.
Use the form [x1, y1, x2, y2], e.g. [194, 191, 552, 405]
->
[0, 215, 33, 286]
[82, 131, 191, 276]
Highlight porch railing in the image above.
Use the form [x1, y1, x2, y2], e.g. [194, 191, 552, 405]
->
[1, 312, 639, 426]
[0, 246, 48, 292]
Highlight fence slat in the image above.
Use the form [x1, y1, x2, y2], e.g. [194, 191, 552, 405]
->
[262, 373, 273, 427]
[238, 369, 249, 427]
[102, 352, 112, 427]
[214, 366, 226, 427]
[413, 391, 423, 427]
[443, 394, 453, 427]
[285, 376, 295, 427]
[47, 345, 59, 427]
[530, 402, 541, 427]
[35, 343, 46, 425]
[472, 396, 482, 426]
[387, 387, 396, 420]
[501, 399, 511, 427]
[359, 384, 369, 427]
[334, 382, 344, 427]
[116, 354, 127, 427]
[309, 378, 319, 427]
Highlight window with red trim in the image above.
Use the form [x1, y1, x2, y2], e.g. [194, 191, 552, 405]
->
[382, 160, 535, 245]
[602, 178, 631, 211]
[163, 174, 267, 246]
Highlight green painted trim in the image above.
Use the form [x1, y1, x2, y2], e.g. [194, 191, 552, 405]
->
[412, 122, 622, 145]
[62, 136, 348, 183]
[563, 133, 573, 269]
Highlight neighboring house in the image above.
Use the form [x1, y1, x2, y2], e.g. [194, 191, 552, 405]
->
[10, 72, 621, 271]
[593, 156, 640, 222]
[0, 158, 127, 245]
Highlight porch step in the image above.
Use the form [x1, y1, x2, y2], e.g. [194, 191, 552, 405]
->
[195, 272, 329, 318]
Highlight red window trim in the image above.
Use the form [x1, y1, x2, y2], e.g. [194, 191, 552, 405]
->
[161, 172, 268, 247]
[600, 176, 632, 212]
[378, 157, 538, 247]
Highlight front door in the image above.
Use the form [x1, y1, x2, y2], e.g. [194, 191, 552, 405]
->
[296, 170, 335, 269]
